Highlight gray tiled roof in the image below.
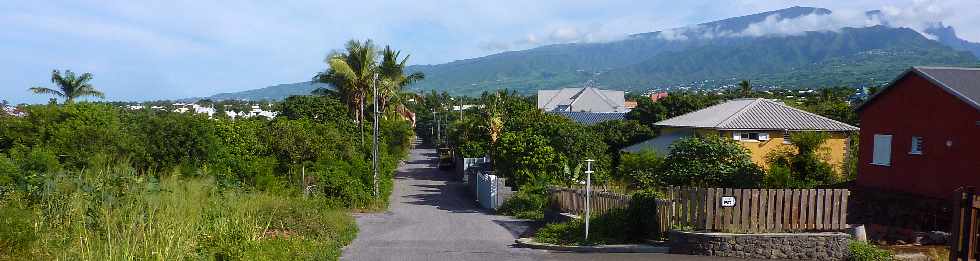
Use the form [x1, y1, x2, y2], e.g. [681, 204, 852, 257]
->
[861, 66, 980, 111]
[550, 111, 625, 125]
[537, 87, 627, 112]
[656, 98, 859, 131]
[621, 128, 694, 153]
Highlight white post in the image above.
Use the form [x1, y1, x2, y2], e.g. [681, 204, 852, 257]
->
[584, 159, 594, 241]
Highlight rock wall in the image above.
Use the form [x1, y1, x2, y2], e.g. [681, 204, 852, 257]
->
[669, 231, 850, 260]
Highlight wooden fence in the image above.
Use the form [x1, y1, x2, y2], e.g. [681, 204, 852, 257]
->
[549, 187, 850, 234]
[550, 188, 631, 216]
[950, 188, 979, 261]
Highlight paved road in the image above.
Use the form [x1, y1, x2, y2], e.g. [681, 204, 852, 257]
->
[341, 145, 747, 261]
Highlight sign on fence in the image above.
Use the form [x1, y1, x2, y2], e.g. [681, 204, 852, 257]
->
[549, 187, 851, 235]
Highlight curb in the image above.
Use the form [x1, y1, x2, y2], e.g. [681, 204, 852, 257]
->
[514, 238, 669, 253]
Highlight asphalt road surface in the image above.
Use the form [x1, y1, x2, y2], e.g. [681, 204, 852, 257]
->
[341, 145, 751, 261]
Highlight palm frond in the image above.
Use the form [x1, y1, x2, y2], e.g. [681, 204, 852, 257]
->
[29, 87, 65, 97]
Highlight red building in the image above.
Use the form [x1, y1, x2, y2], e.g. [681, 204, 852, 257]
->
[856, 67, 980, 199]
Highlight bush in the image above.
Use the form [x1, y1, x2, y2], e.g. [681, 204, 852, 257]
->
[764, 131, 839, 188]
[848, 240, 894, 261]
[626, 189, 664, 240]
[498, 189, 548, 220]
[619, 150, 663, 189]
[534, 208, 632, 245]
[660, 137, 763, 188]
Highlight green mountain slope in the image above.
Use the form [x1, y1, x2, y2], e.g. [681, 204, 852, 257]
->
[207, 82, 331, 101]
[405, 7, 980, 95]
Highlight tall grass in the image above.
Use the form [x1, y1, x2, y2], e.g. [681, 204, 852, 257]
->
[0, 164, 357, 260]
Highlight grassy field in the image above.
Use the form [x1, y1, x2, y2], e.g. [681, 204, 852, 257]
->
[0, 166, 358, 260]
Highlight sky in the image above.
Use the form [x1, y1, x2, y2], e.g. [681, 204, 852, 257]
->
[2, 0, 979, 104]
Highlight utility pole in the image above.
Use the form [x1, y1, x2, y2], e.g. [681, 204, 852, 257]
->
[584, 159, 594, 241]
[372, 73, 380, 198]
[436, 108, 441, 145]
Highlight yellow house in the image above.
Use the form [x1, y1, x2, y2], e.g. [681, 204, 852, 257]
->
[622, 98, 859, 173]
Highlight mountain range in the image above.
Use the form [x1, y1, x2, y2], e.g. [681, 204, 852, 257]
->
[206, 6, 980, 100]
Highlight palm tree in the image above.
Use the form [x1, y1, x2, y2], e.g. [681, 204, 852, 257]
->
[737, 80, 752, 98]
[377, 46, 424, 115]
[29, 70, 104, 104]
[313, 40, 379, 124]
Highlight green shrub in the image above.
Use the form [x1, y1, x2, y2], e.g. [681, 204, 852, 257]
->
[498, 189, 548, 220]
[619, 150, 663, 189]
[626, 189, 663, 240]
[661, 137, 763, 188]
[848, 240, 894, 261]
[534, 208, 632, 245]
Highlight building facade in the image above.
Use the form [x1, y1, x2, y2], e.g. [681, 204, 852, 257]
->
[856, 67, 980, 199]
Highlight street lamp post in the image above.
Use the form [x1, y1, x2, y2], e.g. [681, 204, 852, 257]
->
[584, 159, 594, 241]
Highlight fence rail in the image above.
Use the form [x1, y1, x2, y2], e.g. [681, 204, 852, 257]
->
[550, 188, 631, 216]
[549, 187, 850, 234]
[950, 188, 979, 261]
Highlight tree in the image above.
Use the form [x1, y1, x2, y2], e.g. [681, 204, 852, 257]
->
[764, 131, 837, 188]
[29, 70, 104, 104]
[495, 131, 563, 188]
[737, 80, 752, 98]
[377, 45, 424, 116]
[313, 39, 378, 125]
[619, 150, 663, 189]
[660, 136, 763, 188]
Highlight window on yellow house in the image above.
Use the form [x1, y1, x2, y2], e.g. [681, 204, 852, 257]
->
[732, 131, 769, 142]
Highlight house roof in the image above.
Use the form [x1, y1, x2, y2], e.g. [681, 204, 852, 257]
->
[550, 111, 625, 125]
[537, 87, 626, 112]
[857, 66, 980, 111]
[621, 128, 694, 153]
[655, 98, 859, 131]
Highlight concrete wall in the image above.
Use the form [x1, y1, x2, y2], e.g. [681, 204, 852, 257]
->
[669, 230, 850, 260]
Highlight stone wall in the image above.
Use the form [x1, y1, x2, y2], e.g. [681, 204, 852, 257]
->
[669, 231, 850, 260]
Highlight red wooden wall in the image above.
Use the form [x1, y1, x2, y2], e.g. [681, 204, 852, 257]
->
[857, 73, 980, 199]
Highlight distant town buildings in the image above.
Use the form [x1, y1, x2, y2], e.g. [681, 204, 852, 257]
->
[125, 102, 277, 119]
[649, 92, 669, 102]
[1, 104, 27, 117]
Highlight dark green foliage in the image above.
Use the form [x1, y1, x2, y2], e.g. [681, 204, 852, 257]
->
[588, 120, 656, 177]
[495, 131, 563, 188]
[0, 206, 37, 255]
[660, 137, 763, 188]
[497, 189, 548, 220]
[764, 131, 839, 188]
[458, 141, 487, 158]
[618, 150, 663, 189]
[276, 95, 352, 128]
[626, 190, 664, 240]
[534, 208, 632, 245]
[848, 240, 894, 261]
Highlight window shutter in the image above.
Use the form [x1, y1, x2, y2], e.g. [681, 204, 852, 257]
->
[758, 132, 770, 141]
[872, 134, 892, 166]
[732, 131, 741, 140]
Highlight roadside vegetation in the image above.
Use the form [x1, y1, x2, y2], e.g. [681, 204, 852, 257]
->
[1, 39, 420, 260]
[429, 83, 864, 245]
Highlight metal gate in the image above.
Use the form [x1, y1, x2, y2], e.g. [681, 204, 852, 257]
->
[951, 187, 979, 261]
